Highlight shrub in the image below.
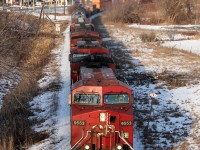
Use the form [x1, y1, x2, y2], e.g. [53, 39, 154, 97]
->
[0, 11, 60, 149]
[156, 0, 194, 24]
[140, 32, 157, 42]
[67, 4, 76, 15]
[103, 0, 140, 24]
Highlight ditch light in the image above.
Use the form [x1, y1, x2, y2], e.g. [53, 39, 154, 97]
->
[100, 112, 107, 122]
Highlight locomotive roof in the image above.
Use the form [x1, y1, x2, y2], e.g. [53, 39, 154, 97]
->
[70, 31, 99, 38]
[72, 67, 131, 90]
[77, 41, 100, 47]
[71, 7, 86, 19]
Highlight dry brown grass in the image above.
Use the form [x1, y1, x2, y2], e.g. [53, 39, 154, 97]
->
[140, 32, 157, 42]
[131, 0, 200, 25]
[0, 11, 68, 149]
[140, 2, 163, 24]
[102, 0, 140, 24]
[67, 4, 76, 15]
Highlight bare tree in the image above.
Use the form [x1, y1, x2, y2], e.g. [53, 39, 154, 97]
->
[103, 0, 140, 23]
[156, 0, 194, 24]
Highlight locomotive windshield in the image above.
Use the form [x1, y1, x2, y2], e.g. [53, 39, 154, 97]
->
[104, 94, 129, 104]
[72, 54, 108, 63]
[74, 93, 100, 104]
[71, 36, 100, 40]
[72, 54, 89, 62]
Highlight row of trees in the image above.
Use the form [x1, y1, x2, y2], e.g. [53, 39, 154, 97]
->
[104, 0, 200, 24]
[157, 0, 198, 24]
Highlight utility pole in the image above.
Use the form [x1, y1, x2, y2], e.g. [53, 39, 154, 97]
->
[54, 0, 56, 20]
[20, 0, 22, 8]
[64, 0, 65, 15]
[33, 0, 35, 10]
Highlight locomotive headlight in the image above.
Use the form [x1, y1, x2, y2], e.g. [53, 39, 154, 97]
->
[100, 112, 107, 122]
[72, 70, 78, 73]
[116, 144, 122, 150]
[84, 144, 90, 150]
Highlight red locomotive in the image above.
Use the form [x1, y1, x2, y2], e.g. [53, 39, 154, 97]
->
[69, 41, 115, 83]
[69, 67, 134, 150]
[70, 31, 102, 48]
[69, 6, 134, 150]
[70, 18, 95, 33]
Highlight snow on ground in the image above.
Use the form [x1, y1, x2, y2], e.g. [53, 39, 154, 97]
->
[28, 19, 71, 149]
[101, 23, 200, 149]
[157, 34, 192, 41]
[0, 72, 19, 110]
[170, 83, 200, 117]
[128, 24, 200, 31]
[0, 79, 11, 109]
[0, 79, 7, 108]
[161, 40, 200, 55]
[55, 25, 71, 150]
[32, 12, 71, 21]
[131, 81, 200, 149]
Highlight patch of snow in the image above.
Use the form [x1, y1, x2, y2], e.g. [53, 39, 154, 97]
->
[103, 22, 200, 149]
[38, 71, 57, 89]
[170, 83, 200, 116]
[0, 74, 18, 110]
[28, 24, 71, 150]
[158, 34, 192, 41]
[54, 25, 71, 150]
[102, 37, 112, 41]
[161, 40, 200, 55]
[32, 12, 71, 21]
[134, 126, 144, 150]
[0, 79, 11, 109]
[128, 24, 200, 31]
[29, 91, 56, 133]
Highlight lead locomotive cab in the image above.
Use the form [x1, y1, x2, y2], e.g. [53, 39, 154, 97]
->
[69, 67, 134, 150]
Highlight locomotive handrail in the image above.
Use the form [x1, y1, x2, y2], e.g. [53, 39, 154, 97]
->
[70, 130, 84, 150]
[70, 130, 91, 150]
[115, 131, 134, 150]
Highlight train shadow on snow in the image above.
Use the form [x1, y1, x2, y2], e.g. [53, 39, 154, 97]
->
[92, 16, 193, 149]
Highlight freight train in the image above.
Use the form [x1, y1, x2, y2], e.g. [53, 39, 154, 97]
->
[68, 6, 134, 150]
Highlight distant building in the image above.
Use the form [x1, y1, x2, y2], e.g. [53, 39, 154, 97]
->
[112, 0, 153, 4]
[6, 0, 16, 5]
[92, 0, 112, 9]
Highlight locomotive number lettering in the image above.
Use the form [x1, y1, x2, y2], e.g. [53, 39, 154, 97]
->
[120, 121, 132, 126]
[73, 120, 85, 126]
